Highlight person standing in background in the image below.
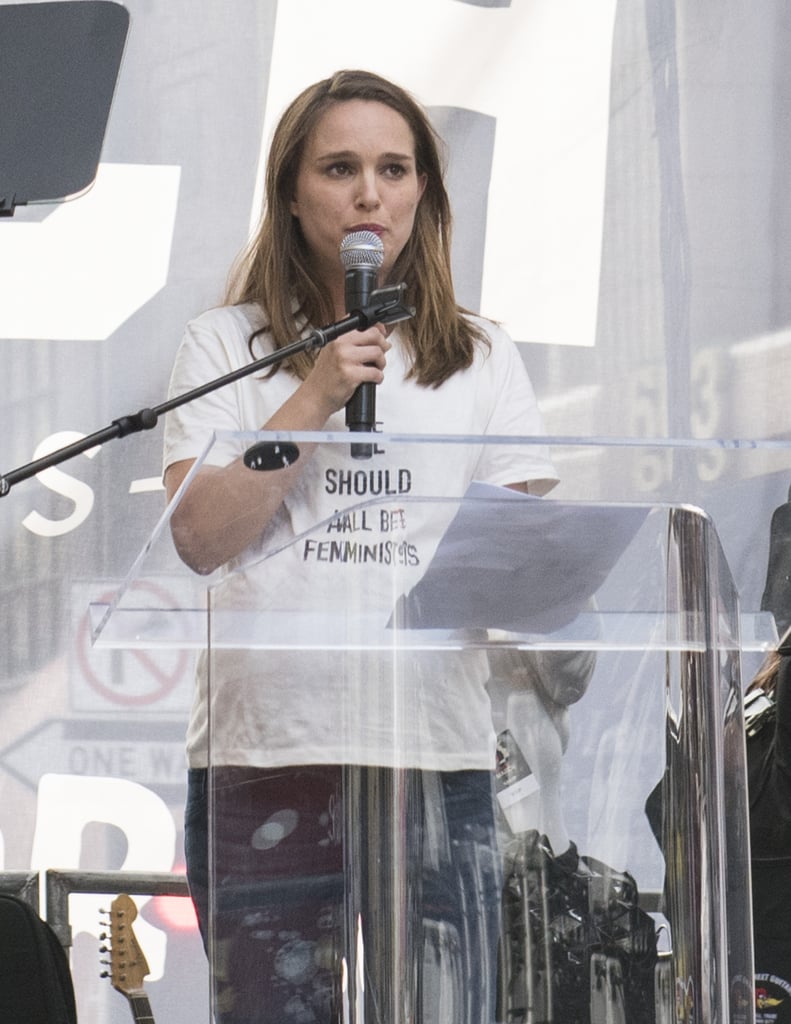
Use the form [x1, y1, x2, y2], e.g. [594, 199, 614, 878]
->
[745, 632, 791, 1023]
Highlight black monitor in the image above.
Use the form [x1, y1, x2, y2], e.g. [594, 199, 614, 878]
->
[0, 1, 129, 216]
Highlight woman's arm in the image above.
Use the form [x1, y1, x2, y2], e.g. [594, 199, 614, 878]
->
[165, 324, 389, 574]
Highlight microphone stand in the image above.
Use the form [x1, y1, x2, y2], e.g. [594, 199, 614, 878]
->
[0, 284, 413, 496]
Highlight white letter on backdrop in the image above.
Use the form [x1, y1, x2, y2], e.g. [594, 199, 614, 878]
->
[0, 164, 180, 342]
[31, 773, 176, 979]
[22, 432, 100, 537]
[262, 0, 616, 347]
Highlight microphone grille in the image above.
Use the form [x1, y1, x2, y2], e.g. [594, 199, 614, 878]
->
[340, 230, 384, 270]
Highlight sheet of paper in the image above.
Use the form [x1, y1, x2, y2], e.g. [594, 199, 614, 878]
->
[392, 482, 649, 633]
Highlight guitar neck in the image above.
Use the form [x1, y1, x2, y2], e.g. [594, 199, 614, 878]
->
[126, 990, 155, 1024]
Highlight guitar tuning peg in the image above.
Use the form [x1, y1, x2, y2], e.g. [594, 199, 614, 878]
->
[100, 970, 109, 979]
[98, 944, 108, 954]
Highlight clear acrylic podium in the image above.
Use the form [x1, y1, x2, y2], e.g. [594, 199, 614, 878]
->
[91, 432, 756, 1024]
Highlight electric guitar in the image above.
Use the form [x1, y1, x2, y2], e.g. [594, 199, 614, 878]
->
[100, 893, 155, 1024]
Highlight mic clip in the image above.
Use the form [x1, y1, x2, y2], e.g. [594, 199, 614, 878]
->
[352, 283, 414, 329]
[306, 284, 413, 353]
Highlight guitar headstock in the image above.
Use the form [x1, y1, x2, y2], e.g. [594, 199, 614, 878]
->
[100, 893, 150, 998]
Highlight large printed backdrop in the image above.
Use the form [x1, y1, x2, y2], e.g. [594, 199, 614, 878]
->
[2, 1, 791, 1022]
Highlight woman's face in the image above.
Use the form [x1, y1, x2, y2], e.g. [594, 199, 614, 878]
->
[290, 99, 427, 308]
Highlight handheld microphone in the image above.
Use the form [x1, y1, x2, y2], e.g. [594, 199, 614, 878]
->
[340, 230, 384, 459]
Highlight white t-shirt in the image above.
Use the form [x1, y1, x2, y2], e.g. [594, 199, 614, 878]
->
[163, 303, 558, 771]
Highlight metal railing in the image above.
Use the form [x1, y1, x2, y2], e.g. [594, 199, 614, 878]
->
[46, 869, 190, 948]
[0, 869, 190, 949]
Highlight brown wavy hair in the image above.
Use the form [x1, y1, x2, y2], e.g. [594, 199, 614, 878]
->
[224, 69, 489, 387]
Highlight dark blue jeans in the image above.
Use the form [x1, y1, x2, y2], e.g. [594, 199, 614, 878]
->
[184, 765, 501, 1024]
